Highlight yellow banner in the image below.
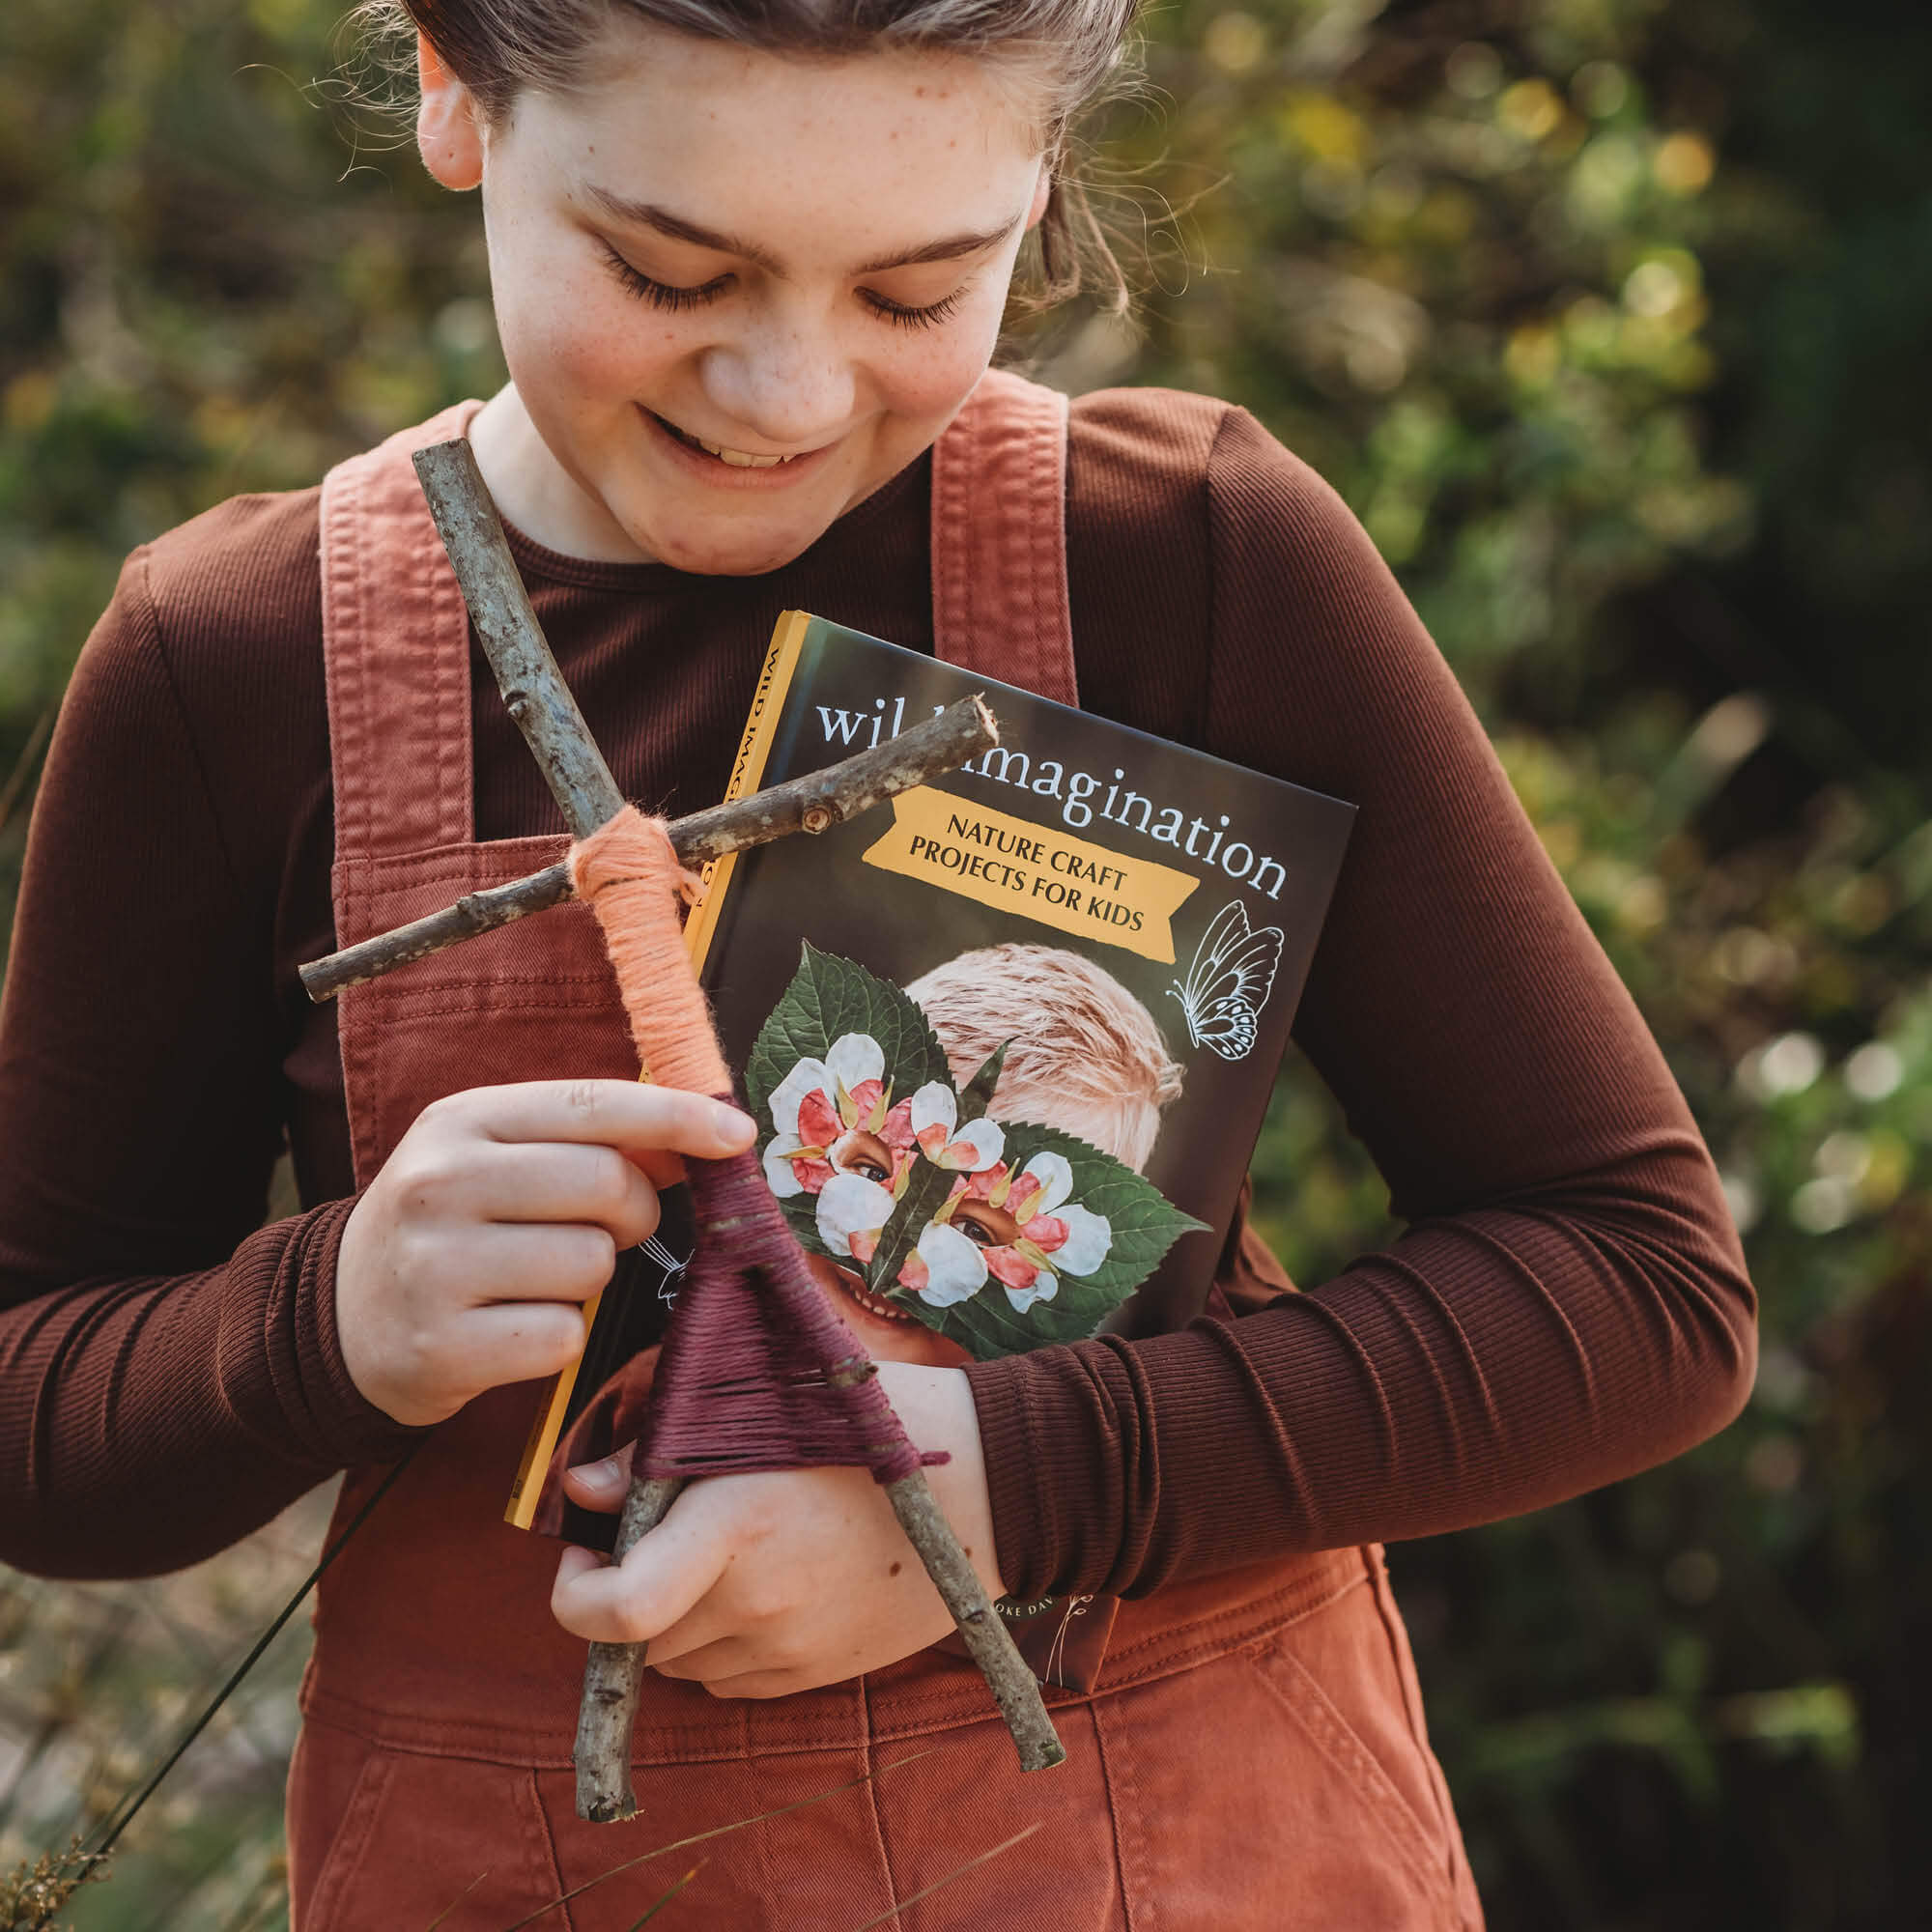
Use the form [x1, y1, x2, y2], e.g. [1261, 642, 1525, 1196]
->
[861, 788, 1201, 964]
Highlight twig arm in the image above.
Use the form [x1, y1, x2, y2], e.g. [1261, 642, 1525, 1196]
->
[298, 696, 999, 1001]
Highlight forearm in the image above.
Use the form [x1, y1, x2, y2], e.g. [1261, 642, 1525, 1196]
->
[0, 1200, 421, 1577]
[969, 1124, 1754, 1601]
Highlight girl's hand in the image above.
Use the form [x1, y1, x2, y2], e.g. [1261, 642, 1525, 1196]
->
[550, 1362, 1007, 1697]
[336, 1080, 754, 1427]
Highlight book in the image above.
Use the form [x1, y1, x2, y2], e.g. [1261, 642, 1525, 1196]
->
[507, 610, 1356, 1685]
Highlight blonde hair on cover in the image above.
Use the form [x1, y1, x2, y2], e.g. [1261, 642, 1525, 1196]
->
[906, 942, 1181, 1172]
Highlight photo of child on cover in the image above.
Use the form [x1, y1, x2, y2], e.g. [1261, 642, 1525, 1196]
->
[757, 941, 1197, 1368]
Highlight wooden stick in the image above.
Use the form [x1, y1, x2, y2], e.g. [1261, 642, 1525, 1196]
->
[405, 440, 1063, 1813]
[884, 1470, 1065, 1772]
[413, 440, 626, 840]
[574, 1475, 684, 1824]
[298, 698, 998, 1003]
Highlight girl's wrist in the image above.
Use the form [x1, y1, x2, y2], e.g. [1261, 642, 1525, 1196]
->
[873, 1359, 1008, 1600]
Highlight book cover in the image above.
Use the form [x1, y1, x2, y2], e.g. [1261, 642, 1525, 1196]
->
[509, 610, 1356, 1683]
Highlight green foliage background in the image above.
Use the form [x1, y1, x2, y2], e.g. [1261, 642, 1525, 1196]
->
[0, 0, 1926, 1924]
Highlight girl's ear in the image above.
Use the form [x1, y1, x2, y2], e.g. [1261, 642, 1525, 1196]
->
[1024, 161, 1053, 231]
[416, 33, 485, 191]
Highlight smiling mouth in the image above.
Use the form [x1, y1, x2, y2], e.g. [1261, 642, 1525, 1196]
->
[836, 1272, 914, 1321]
[650, 412, 813, 469]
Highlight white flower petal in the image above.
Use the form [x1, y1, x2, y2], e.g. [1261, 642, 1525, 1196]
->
[768, 1057, 831, 1137]
[1004, 1271, 1062, 1314]
[942, 1118, 1007, 1172]
[824, 1033, 885, 1093]
[913, 1224, 988, 1307]
[762, 1136, 807, 1198]
[1051, 1203, 1112, 1275]
[1018, 1151, 1072, 1213]
[815, 1172, 895, 1256]
[909, 1081, 957, 1138]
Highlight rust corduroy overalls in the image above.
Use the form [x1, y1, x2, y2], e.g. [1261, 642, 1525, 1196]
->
[288, 373, 1486, 1932]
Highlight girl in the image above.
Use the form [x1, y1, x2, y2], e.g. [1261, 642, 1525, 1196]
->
[0, 2, 1756, 1925]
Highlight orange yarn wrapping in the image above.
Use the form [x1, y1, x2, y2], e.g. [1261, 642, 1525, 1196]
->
[548, 803, 939, 1504]
[568, 809, 730, 1098]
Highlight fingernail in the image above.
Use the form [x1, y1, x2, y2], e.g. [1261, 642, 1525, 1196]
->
[583, 1456, 623, 1489]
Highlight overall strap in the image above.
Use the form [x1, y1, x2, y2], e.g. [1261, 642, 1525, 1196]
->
[930, 368, 1078, 707]
[319, 399, 485, 867]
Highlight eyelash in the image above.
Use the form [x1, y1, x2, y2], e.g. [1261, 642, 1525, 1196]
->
[600, 246, 726, 311]
[862, 288, 966, 332]
[599, 243, 966, 332]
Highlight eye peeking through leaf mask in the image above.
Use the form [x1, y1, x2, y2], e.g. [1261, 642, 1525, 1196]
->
[746, 945, 1208, 1362]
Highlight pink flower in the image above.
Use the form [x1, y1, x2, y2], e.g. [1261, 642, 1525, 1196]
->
[762, 1035, 890, 1200]
[909, 1082, 1005, 1173]
[934, 1150, 1115, 1313]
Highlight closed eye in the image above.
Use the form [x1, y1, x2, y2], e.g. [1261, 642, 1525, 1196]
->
[601, 240, 968, 332]
[860, 286, 969, 331]
[599, 243, 729, 311]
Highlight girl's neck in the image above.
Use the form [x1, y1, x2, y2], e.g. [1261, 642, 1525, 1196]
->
[469, 386, 655, 565]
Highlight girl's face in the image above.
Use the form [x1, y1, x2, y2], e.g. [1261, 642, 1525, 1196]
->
[421, 27, 1050, 574]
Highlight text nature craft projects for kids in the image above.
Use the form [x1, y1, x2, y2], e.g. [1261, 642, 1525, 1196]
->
[511, 610, 1356, 1684]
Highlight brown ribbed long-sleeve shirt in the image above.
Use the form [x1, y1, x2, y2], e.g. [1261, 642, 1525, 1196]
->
[0, 389, 1755, 1593]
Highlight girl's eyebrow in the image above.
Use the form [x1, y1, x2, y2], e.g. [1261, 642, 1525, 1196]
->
[584, 185, 1022, 278]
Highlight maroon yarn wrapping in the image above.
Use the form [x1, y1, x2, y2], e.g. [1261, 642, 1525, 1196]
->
[635, 1127, 940, 1488]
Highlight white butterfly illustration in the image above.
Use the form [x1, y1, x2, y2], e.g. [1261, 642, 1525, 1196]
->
[1166, 900, 1285, 1063]
[640, 1231, 690, 1305]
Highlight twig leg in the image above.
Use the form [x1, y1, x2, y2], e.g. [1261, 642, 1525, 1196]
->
[884, 1470, 1065, 1773]
[572, 1459, 1065, 1824]
[574, 1474, 686, 1823]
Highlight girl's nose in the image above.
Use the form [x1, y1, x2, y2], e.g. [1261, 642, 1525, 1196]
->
[700, 321, 858, 451]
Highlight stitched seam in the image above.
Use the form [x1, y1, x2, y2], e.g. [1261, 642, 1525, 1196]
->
[302, 1747, 394, 1931]
[522, 1769, 572, 1932]
[1090, 1701, 1144, 1932]
[1032, 394, 1058, 699]
[1017, 394, 1043, 694]
[1365, 1548, 1470, 1914]
[355, 995, 623, 1027]
[1099, 1561, 1361, 1668]
[321, 464, 371, 866]
[1047, 390, 1076, 706]
[296, 1577, 1367, 1767]
[432, 501, 471, 848]
[354, 836, 573, 884]
[931, 384, 974, 665]
[1245, 1634, 1454, 1910]
[857, 1679, 900, 1932]
[299, 1685, 872, 1762]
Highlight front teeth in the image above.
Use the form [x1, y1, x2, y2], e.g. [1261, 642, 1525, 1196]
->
[695, 437, 793, 469]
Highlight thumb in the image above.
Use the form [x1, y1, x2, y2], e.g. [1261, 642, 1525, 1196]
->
[549, 1487, 729, 1646]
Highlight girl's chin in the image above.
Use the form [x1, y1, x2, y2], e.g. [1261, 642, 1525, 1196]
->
[613, 498, 845, 577]
[805, 1257, 972, 1369]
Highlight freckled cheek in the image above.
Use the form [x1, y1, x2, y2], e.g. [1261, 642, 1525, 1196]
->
[873, 299, 1008, 428]
[510, 300, 685, 411]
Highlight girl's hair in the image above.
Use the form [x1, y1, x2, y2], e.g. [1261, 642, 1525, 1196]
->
[365, 0, 1140, 306]
[906, 943, 1182, 1173]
